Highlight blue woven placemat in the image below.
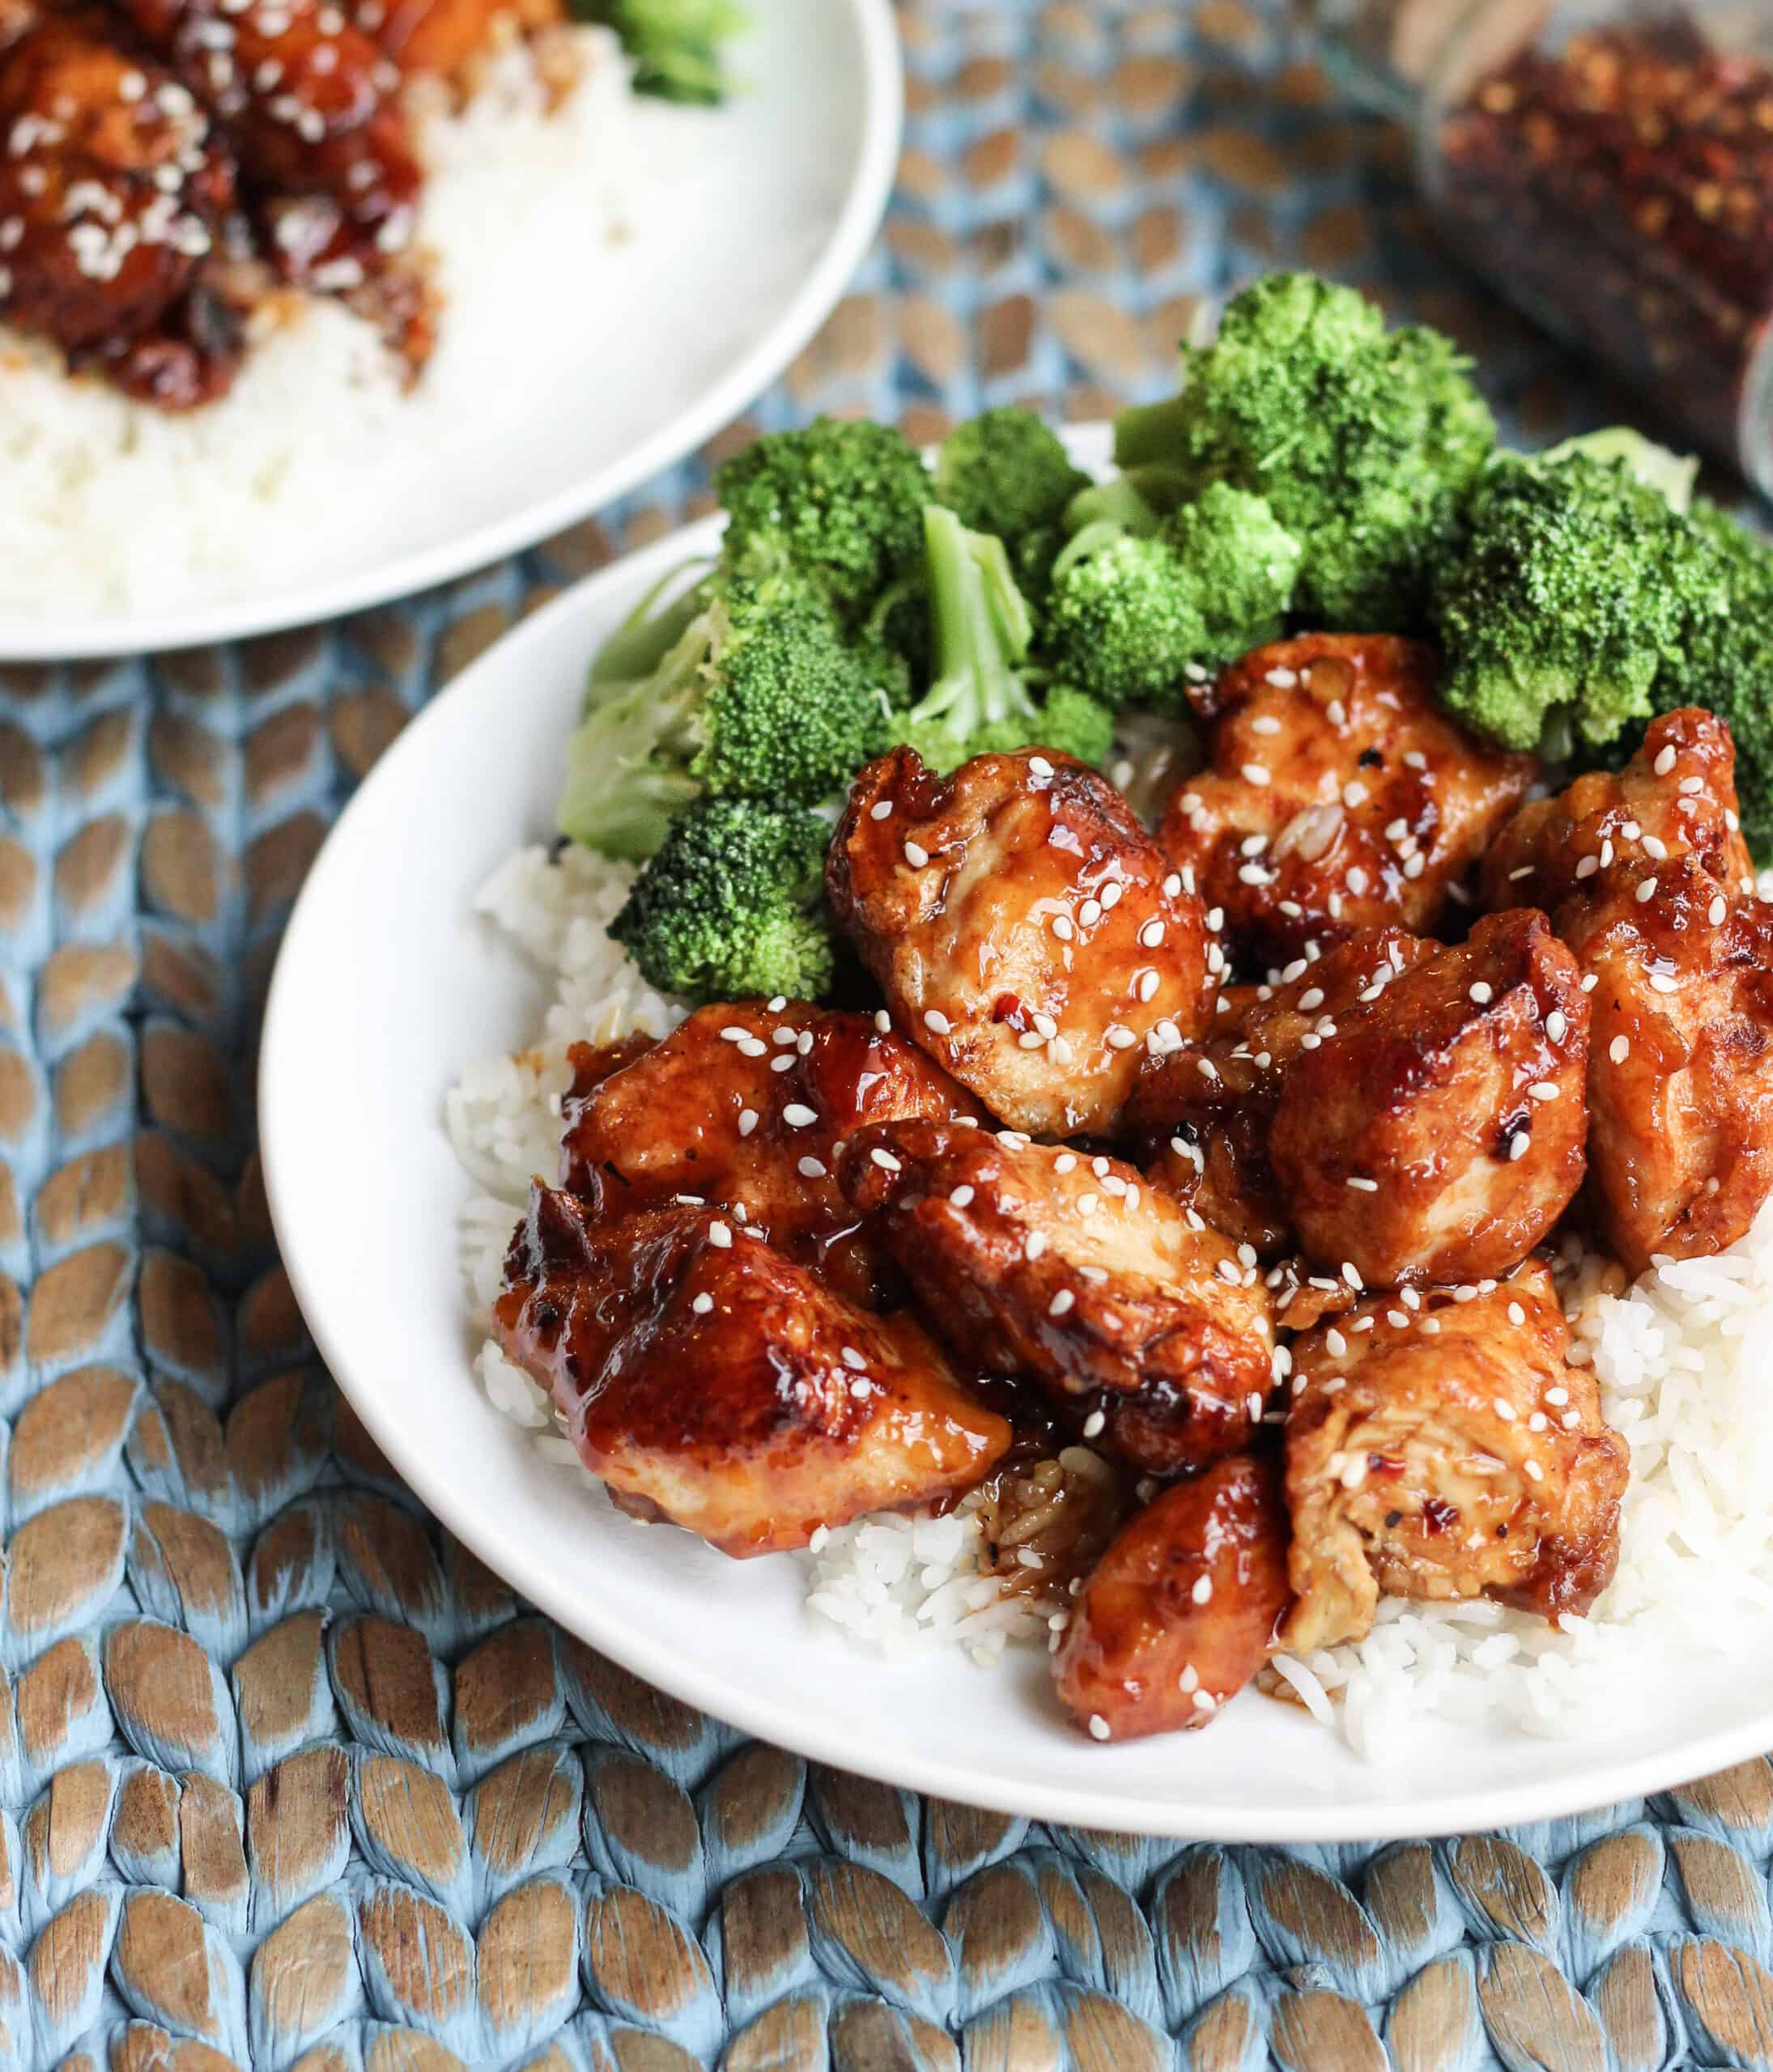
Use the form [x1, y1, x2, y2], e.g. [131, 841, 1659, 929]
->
[0, 3, 1763, 2068]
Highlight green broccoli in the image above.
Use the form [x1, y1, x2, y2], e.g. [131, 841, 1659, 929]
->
[1044, 482, 1303, 711]
[573, 0, 744, 102]
[891, 504, 1114, 771]
[1669, 500, 1773, 859]
[1112, 271, 1495, 630]
[558, 560, 883, 860]
[934, 408, 1087, 547]
[610, 799, 835, 1002]
[714, 418, 931, 630]
[1431, 449, 1728, 757]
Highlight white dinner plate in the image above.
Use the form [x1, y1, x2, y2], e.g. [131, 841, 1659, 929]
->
[261, 426, 1773, 1839]
[0, 0, 899, 661]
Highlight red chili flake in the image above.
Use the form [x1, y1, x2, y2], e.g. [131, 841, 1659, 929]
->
[993, 992, 1034, 1032]
[1420, 1494, 1460, 1536]
[1435, 23, 1773, 475]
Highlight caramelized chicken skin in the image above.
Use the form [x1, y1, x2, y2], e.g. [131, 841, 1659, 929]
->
[1159, 634, 1536, 972]
[1052, 1454, 1290, 1741]
[1561, 851, 1773, 1272]
[0, 6, 242, 404]
[838, 1117, 1273, 1475]
[495, 1187, 1012, 1556]
[827, 746, 1216, 1136]
[1481, 707, 1754, 916]
[1269, 910, 1591, 1286]
[1282, 1263, 1627, 1654]
[559, 1001, 984, 1305]
[1131, 927, 1436, 1259]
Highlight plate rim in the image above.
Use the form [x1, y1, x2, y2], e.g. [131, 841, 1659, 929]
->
[261, 441, 1773, 1841]
[0, 0, 902, 663]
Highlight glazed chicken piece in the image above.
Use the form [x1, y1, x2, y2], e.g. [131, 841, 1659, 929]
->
[1560, 850, 1773, 1272]
[0, 7, 243, 405]
[1480, 707, 1754, 916]
[1269, 909, 1591, 1287]
[495, 1188, 1012, 1556]
[359, 0, 562, 84]
[1282, 1263, 1628, 1654]
[559, 1001, 985, 1306]
[838, 1118, 1273, 1475]
[1130, 927, 1436, 1259]
[1052, 1454, 1291, 1741]
[1159, 634, 1537, 974]
[827, 746, 1217, 1137]
[111, 0, 428, 339]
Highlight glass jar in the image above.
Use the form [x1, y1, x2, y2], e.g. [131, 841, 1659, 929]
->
[1317, 0, 1773, 495]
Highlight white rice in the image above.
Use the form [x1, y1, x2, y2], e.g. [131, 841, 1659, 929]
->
[0, 26, 699, 615]
[449, 839, 1773, 1756]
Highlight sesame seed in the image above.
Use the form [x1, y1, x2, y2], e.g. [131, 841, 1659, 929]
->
[797, 1031, 814, 1055]
[738, 1038, 768, 1059]
[1033, 1011, 1058, 1039]
[1680, 774, 1704, 795]
[1524, 1459, 1544, 1482]
[1546, 1010, 1567, 1042]
[1346, 867, 1369, 896]
[1087, 1713, 1110, 1740]
[1575, 855, 1599, 881]
[1139, 919, 1165, 948]
[1241, 763, 1271, 786]
[1265, 666, 1299, 688]
[1493, 1398, 1516, 1420]
[771, 1055, 793, 1074]
[924, 1009, 950, 1035]
[1079, 898, 1102, 927]
[1052, 915, 1074, 940]
[1581, 974, 1598, 993]
[869, 800, 893, 820]
[1215, 1259, 1239, 1284]
[1508, 1132, 1529, 1161]
[1546, 1386, 1569, 1405]
[1028, 754, 1054, 777]
[1509, 865, 1535, 881]
[840, 1346, 866, 1370]
[1528, 1082, 1558, 1102]
[1026, 1231, 1048, 1259]
[782, 1103, 817, 1127]
[1241, 833, 1269, 857]
[1191, 1574, 1214, 1605]
[1081, 1409, 1106, 1439]
[1049, 1290, 1075, 1317]
[708, 1221, 732, 1248]
[691, 1293, 713, 1314]
[1636, 877, 1657, 904]
[1196, 1056, 1219, 1082]
[1384, 817, 1409, 843]
[1654, 745, 1677, 775]
[870, 1149, 901, 1172]
[1251, 715, 1282, 735]
[1164, 872, 1184, 897]
[1340, 1456, 1368, 1490]
[849, 1378, 870, 1399]
[1105, 1026, 1137, 1051]
[1078, 1193, 1099, 1216]
[1207, 906, 1225, 932]
[1710, 895, 1728, 924]
[1609, 1036, 1630, 1064]
[1326, 1329, 1348, 1356]
[1278, 900, 1303, 918]
[1342, 1262, 1363, 1289]
[1347, 1176, 1378, 1191]
[1648, 974, 1677, 995]
[904, 840, 929, 868]
[1342, 781, 1367, 808]
[720, 1025, 748, 1042]
[738, 1108, 758, 1137]
[1137, 970, 1160, 1002]
[1101, 882, 1124, 910]
[1644, 835, 1668, 860]
[797, 1156, 827, 1178]
[1601, 839, 1616, 866]
[875, 1009, 892, 1033]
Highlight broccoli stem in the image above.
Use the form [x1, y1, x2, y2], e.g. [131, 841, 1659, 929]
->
[1063, 474, 1163, 543]
[587, 558, 716, 690]
[1112, 395, 1196, 473]
[915, 503, 1036, 730]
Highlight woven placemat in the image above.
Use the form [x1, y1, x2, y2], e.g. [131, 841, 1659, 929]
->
[0, 3, 1763, 2068]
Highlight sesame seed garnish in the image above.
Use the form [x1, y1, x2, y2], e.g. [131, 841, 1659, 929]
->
[1196, 1056, 1219, 1081]
[1528, 1083, 1558, 1102]
[1493, 1398, 1516, 1421]
[1033, 1012, 1058, 1039]
[1609, 1036, 1630, 1064]
[1164, 872, 1183, 897]
[1575, 855, 1599, 881]
[1342, 1262, 1363, 1289]
[1101, 881, 1123, 910]
[1346, 867, 1369, 896]
[840, 1346, 866, 1370]
[1635, 877, 1657, 904]
[1342, 781, 1367, 808]
[1026, 1231, 1048, 1259]
[1105, 1026, 1136, 1050]
[720, 1025, 749, 1042]
[1524, 1459, 1544, 1482]
[869, 800, 893, 820]
[1339, 1456, 1367, 1490]
[1546, 1010, 1567, 1042]
[1079, 898, 1102, 928]
[1191, 1574, 1214, 1605]
[1137, 970, 1160, 1002]
[738, 1109, 758, 1137]
[1546, 1386, 1569, 1405]
[1710, 895, 1728, 924]
[904, 840, 929, 868]
[1654, 745, 1677, 775]
[738, 1038, 768, 1059]
[1643, 835, 1668, 860]
[1139, 919, 1165, 948]
[708, 1221, 733, 1248]
[1080, 1409, 1106, 1439]
[1347, 1176, 1378, 1191]
[1078, 1193, 1099, 1216]
[1049, 1290, 1075, 1317]
[1087, 1713, 1110, 1740]
[870, 1149, 901, 1172]
[1052, 914, 1074, 940]
[849, 1379, 870, 1399]
[782, 1103, 817, 1128]
[1509, 865, 1535, 881]
[924, 1009, 950, 1035]
[1325, 1328, 1348, 1356]
[1240, 763, 1271, 786]
[1581, 974, 1598, 992]
[1508, 1132, 1529, 1161]
[1265, 666, 1298, 688]
[875, 1009, 892, 1033]
[771, 1055, 793, 1074]
[1680, 775, 1704, 796]
[691, 1293, 713, 1314]
[797, 1156, 827, 1178]
[1028, 754, 1054, 777]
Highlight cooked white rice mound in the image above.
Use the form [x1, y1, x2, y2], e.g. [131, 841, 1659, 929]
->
[449, 839, 1773, 1757]
[0, 25, 694, 616]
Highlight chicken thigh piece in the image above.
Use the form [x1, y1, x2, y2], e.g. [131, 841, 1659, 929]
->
[495, 1187, 1012, 1556]
[0, 7, 243, 405]
[1282, 1263, 1627, 1654]
[1269, 909, 1591, 1286]
[1159, 634, 1537, 973]
[559, 1001, 984, 1303]
[1130, 927, 1436, 1259]
[838, 1117, 1273, 1475]
[1481, 707, 1754, 916]
[1562, 851, 1773, 1272]
[1052, 1454, 1290, 1742]
[359, 0, 560, 85]
[827, 746, 1217, 1136]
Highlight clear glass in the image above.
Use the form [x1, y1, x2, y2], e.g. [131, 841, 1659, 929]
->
[1320, 0, 1773, 496]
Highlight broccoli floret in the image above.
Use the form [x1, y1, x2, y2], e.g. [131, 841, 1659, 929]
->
[558, 561, 884, 860]
[1044, 482, 1303, 711]
[610, 799, 835, 1002]
[934, 408, 1088, 546]
[1431, 451, 1728, 757]
[891, 504, 1112, 772]
[1671, 501, 1773, 860]
[573, 0, 743, 102]
[1113, 271, 1495, 630]
[714, 418, 931, 630]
